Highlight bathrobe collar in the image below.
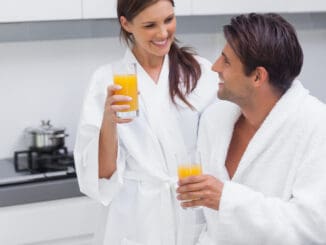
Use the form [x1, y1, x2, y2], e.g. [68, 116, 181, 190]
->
[119, 49, 187, 180]
[210, 80, 309, 181]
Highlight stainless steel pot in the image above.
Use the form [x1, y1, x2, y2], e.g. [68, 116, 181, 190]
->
[25, 120, 69, 151]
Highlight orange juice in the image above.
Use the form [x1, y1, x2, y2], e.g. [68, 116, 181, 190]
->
[113, 74, 138, 112]
[189, 164, 202, 176]
[178, 164, 202, 179]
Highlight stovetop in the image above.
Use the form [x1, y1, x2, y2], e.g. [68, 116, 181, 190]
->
[0, 147, 76, 187]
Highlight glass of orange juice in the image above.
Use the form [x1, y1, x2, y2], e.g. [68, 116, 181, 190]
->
[177, 150, 203, 209]
[177, 150, 202, 180]
[112, 61, 139, 119]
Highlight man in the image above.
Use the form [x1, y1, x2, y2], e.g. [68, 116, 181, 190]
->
[177, 13, 326, 244]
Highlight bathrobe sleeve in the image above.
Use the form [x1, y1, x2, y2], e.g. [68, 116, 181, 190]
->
[74, 65, 126, 205]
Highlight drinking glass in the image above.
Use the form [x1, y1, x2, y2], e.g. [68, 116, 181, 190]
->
[177, 150, 202, 179]
[112, 61, 139, 119]
[177, 150, 203, 209]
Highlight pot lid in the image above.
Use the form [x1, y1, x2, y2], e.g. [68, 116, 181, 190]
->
[26, 120, 65, 134]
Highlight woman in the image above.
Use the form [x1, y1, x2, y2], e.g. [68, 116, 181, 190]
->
[74, 0, 217, 244]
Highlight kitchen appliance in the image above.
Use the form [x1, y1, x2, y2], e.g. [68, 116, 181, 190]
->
[0, 147, 76, 187]
[25, 120, 69, 151]
[0, 123, 76, 187]
[14, 146, 74, 173]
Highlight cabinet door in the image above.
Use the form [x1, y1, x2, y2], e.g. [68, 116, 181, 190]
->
[192, 0, 285, 15]
[174, 0, 192, 16]
[287, 0, 326, 12]
[0, 197, 101, 245]
[0, 0, 82, 23]
[82, 0, 190, 19]
[82, 0, 116, 19]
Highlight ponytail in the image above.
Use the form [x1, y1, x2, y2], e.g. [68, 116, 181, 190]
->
[168, 41, 201, 110]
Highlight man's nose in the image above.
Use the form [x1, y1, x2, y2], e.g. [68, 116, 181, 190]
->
[212, 58, 222, 72]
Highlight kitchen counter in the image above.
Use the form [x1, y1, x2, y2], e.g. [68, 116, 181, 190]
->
[0, 158, 83, 207]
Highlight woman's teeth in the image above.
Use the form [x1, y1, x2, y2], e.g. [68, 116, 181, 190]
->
[153, 40, 167, 46]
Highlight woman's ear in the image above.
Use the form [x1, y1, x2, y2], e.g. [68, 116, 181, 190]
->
[120, 16, 132, 33]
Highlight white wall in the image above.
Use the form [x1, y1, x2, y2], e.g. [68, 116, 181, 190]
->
[0, 37, 123, 158]
[0, 14, 326, 159]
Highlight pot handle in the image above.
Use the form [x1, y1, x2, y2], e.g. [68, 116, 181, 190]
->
[50, 133, 69, 139]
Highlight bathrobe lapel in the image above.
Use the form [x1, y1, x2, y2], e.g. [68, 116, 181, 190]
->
[119, 50, 186, 180]
[207, 81, 309, 181]
[137, 54, 187, 178]
[232, 81, 309, 181]
[207, 103, 241, 180]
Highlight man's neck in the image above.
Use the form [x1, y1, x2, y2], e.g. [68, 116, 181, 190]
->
[241, 90, 282, 130]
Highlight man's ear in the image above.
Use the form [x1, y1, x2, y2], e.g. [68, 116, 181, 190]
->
[253, 66, 268, 87]
[120, 16, 132, 33]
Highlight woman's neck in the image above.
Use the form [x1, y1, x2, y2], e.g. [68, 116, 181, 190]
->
[132, 47, 165, 83]
[132, 47, 164, 69]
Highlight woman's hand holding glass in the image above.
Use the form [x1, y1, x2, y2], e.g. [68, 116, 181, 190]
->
[104, 61, 139, 124]
[104, 84, 134, 124]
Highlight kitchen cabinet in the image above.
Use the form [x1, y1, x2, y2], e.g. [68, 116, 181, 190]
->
[191, 0, 285, 15]
[82, 0, 116, 19]
[0, 0, 325, 23]
[81, 0, 326, 20]
[174, 0, 192, 16]
[287, 0, 326, 12]
[0, 197, 101, 245]
[0, 0, 82, 23]
[81, 0, 191, 19]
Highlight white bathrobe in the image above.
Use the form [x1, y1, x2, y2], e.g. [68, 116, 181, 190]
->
[74, 49, 218, 245]
[197, 80, 326, 245]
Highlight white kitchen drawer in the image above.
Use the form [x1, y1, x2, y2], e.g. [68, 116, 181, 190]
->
[0, 197, 101, 245]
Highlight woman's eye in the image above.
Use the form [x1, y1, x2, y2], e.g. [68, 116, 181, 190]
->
[165, 17, 174, 23]
[144, 24, 154, 28]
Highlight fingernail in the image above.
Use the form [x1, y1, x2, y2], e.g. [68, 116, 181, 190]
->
[127, 96, 132, 101]
[115, 85, 122, 89]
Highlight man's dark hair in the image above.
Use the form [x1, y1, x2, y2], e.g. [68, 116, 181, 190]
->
[224, 13, 303, 94]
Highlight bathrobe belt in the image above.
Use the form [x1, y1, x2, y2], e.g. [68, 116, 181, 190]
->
[123, 170, 178, 245]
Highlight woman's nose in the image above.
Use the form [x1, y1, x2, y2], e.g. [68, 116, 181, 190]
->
[158, 26, 168, 39]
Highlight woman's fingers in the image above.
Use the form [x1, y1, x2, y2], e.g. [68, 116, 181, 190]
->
[111, 104, 130, 112]
[105, 85, 135, 123]
[107, 84, 122, 95]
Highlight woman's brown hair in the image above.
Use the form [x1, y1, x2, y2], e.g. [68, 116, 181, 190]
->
[117, 0, 201, 109]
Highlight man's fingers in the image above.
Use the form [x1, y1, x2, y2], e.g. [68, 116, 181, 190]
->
[177, 191, 203, 201]
[180, 199, 204, 208]
[177, 182, 205, 193]
[178, 174, 208, 185]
